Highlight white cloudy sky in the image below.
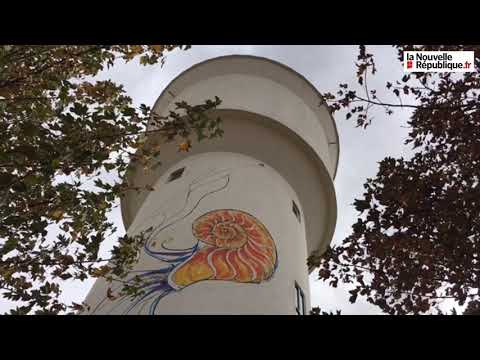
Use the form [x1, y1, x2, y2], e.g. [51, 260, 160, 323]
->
[1, 45, 435, 314]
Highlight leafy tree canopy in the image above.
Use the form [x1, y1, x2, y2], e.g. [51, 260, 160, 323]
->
[310, 45, 480, 315]
[0, 45, 223, 314]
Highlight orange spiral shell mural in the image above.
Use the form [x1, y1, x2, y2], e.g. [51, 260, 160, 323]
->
[171, 209, 277, 287]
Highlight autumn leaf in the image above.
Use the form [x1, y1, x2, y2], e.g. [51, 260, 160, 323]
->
[71, 302, 86, 312]
[50, 209, 64, 221]
[107, 287, 117, 300]
[151, 45, 165, 53]
[90, 266, 111, 278]
[178, 140, 191, 152]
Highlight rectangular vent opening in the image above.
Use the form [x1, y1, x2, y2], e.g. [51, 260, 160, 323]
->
[295, 282, 306, 315]
[167, 167, 185, 183]
[292, 200, 301, 223]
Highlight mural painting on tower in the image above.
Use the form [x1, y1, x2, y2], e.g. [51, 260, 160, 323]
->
[89, 167, 278, 315]
[173, 209, 277, 287]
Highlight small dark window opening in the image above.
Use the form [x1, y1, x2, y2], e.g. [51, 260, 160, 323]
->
[258, 163, 265, 167]
[167, 167, 185, 183]
[295, 282, 306, 315]
[292, 200, 301, 223]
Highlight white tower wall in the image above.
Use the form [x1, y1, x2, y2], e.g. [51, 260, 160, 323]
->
[82, 55, 339, 315]
[86, 152, 310, 314]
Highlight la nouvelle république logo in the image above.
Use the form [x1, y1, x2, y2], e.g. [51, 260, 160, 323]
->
[404, 51, 475, 72]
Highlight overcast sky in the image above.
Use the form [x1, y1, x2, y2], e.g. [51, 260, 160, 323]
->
[1, 45, 426, 314]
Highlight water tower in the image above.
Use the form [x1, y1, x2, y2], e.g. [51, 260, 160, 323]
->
[83, 55, 339, 315]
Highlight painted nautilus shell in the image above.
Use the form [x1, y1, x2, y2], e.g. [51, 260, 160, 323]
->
[170, 209, 277, 288]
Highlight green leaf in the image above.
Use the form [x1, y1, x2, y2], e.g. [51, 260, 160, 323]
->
[23, 175, 40, 187]
[51, 159, 61, 168]
[122, 107, 136, 117]
[104, 163, 115, 171]
[72, 102, 88, 116]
